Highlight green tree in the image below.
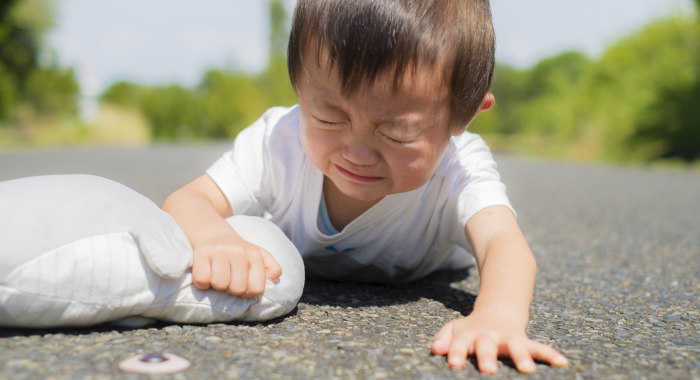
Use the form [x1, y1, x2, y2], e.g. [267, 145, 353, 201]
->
[625, 19, 700, 161]
[25, 66, 79, 115]
[0, 0, 46, 97]
[100, 81, 149, 108]
[0, 62, 16, 119]
[269, 0, 288, 60]
[584, 18, 699, 161]
[257, 0, 297, 107]
[471, 64, 526, 135]
[518, 51, 592, 137]
[141, 85, 199, 140]
[99, 0, 297, 141]
[476, 15, 700, 163]
[199, 70, 267, 138]
[0, 0, 78, 123]
[473, 52, 592, 140]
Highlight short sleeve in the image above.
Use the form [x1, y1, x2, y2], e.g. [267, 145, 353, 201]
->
[206, 107, 289, 216]
[448, 133, 514, 248]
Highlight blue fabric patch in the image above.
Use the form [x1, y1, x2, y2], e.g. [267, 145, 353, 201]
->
[325, 245, 356, 253]
[320, 195, 355, 252]
[319, 194, 340, 235]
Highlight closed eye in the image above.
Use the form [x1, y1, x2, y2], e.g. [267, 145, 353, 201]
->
[315, 117, 344, 127]
[379, 132, 406, 145]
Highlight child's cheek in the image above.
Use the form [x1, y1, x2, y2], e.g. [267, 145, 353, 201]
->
[300, 124, 327, 167]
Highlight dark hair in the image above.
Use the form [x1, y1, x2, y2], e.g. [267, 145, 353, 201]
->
[287, 0, 495, 130]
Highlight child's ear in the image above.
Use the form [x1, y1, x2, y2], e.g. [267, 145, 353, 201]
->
[454, 93, 496, 136]
[479, 92, 495, 112]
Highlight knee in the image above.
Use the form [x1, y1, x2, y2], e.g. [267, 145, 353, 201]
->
[225, 215, 305, 320]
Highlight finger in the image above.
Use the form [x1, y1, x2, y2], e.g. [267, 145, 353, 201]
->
[244, 248, 266, 297]
[475, 335, 499, 374]
[446, 331, 475, 369]
[227, 254, 249, 296]
[506, 339, 537, 374]
[260, 249, 283, 281]
[526, 340, 569, 367]
[192, 252, 212, 290]
[209, 255, 233, 291]
[431, 322, 454, 355]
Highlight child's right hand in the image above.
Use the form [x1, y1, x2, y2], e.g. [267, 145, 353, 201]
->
[163, 174, 282, 298]
[191, 234, 282, 298]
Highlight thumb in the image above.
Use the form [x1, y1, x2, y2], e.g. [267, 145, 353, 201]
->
[260, 248, 283, 281]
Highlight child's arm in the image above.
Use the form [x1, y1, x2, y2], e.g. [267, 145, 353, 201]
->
[431, 205, 568, 374]
[163, 175, 282, 297]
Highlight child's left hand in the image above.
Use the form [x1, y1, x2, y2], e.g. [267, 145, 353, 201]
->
[431, 310, 568, 374]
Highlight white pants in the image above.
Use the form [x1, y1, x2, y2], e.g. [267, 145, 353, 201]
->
[0, 175, 305, 328]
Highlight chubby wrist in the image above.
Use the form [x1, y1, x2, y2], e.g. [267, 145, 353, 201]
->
[191, 227, 243, 248]
[471, 298, 530, 329]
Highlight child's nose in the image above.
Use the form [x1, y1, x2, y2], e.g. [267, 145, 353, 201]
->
[341, 136, 379, 166]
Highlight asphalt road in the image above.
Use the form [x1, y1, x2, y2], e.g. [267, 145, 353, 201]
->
[0, 144, 698, 379]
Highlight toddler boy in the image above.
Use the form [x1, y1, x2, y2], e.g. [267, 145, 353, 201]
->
[164, 0, 568, 374]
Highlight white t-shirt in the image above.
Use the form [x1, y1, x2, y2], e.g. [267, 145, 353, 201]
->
[207, 106, 512, 283]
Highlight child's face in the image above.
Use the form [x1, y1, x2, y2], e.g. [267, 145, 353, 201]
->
[297, 52, 459, 203]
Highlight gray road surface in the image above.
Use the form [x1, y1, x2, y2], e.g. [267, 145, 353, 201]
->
[0, 144, 698, 379]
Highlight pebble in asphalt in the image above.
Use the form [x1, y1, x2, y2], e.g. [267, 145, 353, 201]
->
[0, 145, 698, 379]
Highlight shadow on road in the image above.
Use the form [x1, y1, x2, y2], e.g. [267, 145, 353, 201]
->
[0, 269, 476, 338]
[299, 268, 476, 315]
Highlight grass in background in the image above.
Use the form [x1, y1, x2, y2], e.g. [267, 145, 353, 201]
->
[0, 104, 150, 150]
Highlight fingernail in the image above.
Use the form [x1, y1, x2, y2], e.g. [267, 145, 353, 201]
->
[448, 363, 464, 370]
[519, 362, 536, 373]
[553, 356, 569, 367]
[481, 361, 497, 373]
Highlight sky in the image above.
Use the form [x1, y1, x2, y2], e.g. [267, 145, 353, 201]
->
[46, 0, 694, 94]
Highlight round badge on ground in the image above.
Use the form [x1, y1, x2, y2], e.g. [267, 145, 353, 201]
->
[118, 352, 190, 374]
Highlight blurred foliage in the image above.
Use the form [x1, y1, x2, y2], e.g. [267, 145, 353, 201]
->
[0, 0, 78, 125]
[597, 18, 700, 161]
[1, 0, 698, 165]
[25, 66, 79, 115]
[473, 13, 700, 163]
[101, 0, 296, 141]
